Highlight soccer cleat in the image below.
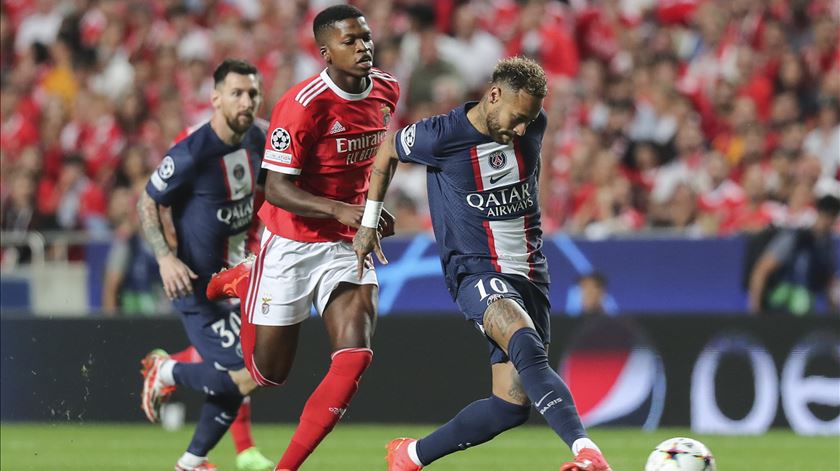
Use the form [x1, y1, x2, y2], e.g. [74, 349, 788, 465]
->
[235, 446, 274, 471]
[140, 349, 176, 423]
[386, 437, 422, 471]
[206, 254, 255, 301]
[559, 448, 612, 471]
[174, 460, 218, 470]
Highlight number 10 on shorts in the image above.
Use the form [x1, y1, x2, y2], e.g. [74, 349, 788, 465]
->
[475, 277, 510, 301]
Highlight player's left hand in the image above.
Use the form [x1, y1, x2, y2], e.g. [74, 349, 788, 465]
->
[353, 226, 388, 279]
[378, 207, 396, 238]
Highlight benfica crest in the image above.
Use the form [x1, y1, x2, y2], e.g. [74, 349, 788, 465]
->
[380, 106, 391, 127]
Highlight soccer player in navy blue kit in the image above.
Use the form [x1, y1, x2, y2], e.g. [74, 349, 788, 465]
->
[353, 57, 612, 471]
[137, 59, 270, 471]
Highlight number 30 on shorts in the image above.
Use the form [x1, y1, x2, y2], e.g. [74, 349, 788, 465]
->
[211, 312, 241, 349]
[474, 277, 510, 301]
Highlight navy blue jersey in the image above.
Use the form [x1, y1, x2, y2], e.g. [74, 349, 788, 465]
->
[146, 121, 266, 310]
[395, 102, 549, 297]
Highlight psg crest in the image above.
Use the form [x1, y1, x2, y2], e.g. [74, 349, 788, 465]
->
[489, 151, 507, 169]
[233, 163, 245, 181]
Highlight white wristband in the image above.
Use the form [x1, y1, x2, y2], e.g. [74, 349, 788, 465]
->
[361, 199, 384, 228]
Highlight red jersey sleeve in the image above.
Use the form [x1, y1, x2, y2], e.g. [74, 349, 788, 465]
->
[262, 95, 318, 175]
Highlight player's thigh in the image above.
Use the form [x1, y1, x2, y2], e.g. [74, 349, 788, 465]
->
[321, 282, 378, 350]
[245, 234, 317, 328]
[457, 273, 535, 351]
[252, 322, 302, 380]
[491, 361, 530, 406]
[316, 240, 379, 350]
[179, 305, 245, 370]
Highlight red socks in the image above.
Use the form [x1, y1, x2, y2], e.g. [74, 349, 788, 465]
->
[275, 348, 373, 470]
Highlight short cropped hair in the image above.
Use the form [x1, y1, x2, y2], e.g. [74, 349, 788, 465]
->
[491, 57, 548, 98]
[313, 4, 364, 44]
[816, 195, 840, 218]
[213, 59, 259, 87]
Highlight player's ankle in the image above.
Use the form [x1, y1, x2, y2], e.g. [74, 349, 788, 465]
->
[407, 440, 424, 467]
[178, 452, 206, 467]
[159, 359, 176, 386]
[572, 437, 600, 455]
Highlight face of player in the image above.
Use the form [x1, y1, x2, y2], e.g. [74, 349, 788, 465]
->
[321, 17, 374, 79]
[485, 86, 543, 145]
[212, 72, 262, 135]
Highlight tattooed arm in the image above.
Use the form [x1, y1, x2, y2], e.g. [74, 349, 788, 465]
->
[353, 132, 400, 278]
[137, 191, 197, 299]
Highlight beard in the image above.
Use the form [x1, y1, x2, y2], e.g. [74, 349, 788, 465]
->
[226, 112, 254, 134]
[485, 108, 512, 144]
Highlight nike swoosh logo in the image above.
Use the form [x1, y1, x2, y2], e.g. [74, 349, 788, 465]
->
[534, 391, 553, 408]
[489, 171, 511, 184]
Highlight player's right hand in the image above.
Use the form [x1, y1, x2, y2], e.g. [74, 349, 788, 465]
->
[334, 202, 365, 228]
[353, 226, 388, 279]
[157, 253, 198, 299]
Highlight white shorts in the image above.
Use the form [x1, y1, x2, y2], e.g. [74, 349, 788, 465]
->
[245, 229, 377, 326]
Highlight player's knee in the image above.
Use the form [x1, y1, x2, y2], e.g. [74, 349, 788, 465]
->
[229, 368, 259, 395]
[507, 327, 548, 373]
[251, 351, 291, 387]
[483, 299, 533, 345]
[485, 395, 531, 431]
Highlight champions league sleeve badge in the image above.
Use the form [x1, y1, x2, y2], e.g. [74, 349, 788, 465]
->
[270, 128, 291, 151]
[151, 155, 175, 191]
[158, 156, 176, 178]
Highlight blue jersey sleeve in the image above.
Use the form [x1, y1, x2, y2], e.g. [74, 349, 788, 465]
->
[395, 115, 444, 168]
[145, 148, 196, 206]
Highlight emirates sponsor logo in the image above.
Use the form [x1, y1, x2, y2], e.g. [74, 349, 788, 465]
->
[336, 131, 386, 165]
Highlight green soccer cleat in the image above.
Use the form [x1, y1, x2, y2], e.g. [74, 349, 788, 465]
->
[236, 447, 274, 471]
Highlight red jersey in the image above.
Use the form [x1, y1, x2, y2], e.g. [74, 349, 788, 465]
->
[259, 68, 400, 242]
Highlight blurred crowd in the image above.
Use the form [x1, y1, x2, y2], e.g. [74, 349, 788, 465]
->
[1, 0, 839, 240]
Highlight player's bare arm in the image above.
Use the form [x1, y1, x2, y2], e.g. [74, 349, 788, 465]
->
[353, 132, 399, 277]
[264, 170, 364, 226]
[137, 191, 197, 299]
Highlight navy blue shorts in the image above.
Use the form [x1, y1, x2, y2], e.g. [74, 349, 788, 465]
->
[455, 272, 551, 364]
[179, 301, 245, 371]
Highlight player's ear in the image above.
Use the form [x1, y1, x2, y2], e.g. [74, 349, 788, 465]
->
[488, 85, 502, 105]
[210, 87, 221, 109]
[320, 46, 331, 63]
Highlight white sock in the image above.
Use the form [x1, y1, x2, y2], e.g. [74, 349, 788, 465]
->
[177, 452, 205, 467]
[158, 360, 176, 386]
[572, 437, 600, 455]
[407, 440, 424, 466]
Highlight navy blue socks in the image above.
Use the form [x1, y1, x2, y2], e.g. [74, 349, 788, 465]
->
[507, 327, 586, 448]
[173, 362, 241, 396]
[186, 393, 244, 456]
[416, 395, 531, 465]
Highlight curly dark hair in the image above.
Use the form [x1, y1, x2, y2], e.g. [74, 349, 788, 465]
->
[491, 57, 548, 98]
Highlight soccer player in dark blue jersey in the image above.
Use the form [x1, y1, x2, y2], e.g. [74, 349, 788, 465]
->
[353, 57, 612, 471]
[136, 59, 271, 471]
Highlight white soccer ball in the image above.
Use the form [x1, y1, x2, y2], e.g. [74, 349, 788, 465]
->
[644, 437, 716, 471]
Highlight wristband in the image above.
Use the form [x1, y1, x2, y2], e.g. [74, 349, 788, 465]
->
[361, 199, 384, 228]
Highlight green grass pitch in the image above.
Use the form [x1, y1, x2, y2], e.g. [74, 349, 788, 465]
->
[1, 423, 838, 470]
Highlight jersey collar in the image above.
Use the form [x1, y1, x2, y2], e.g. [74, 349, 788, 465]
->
[320, 68, 373, 101]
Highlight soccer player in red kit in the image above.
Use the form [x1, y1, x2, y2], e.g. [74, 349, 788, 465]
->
[206, 5, 399, 471]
